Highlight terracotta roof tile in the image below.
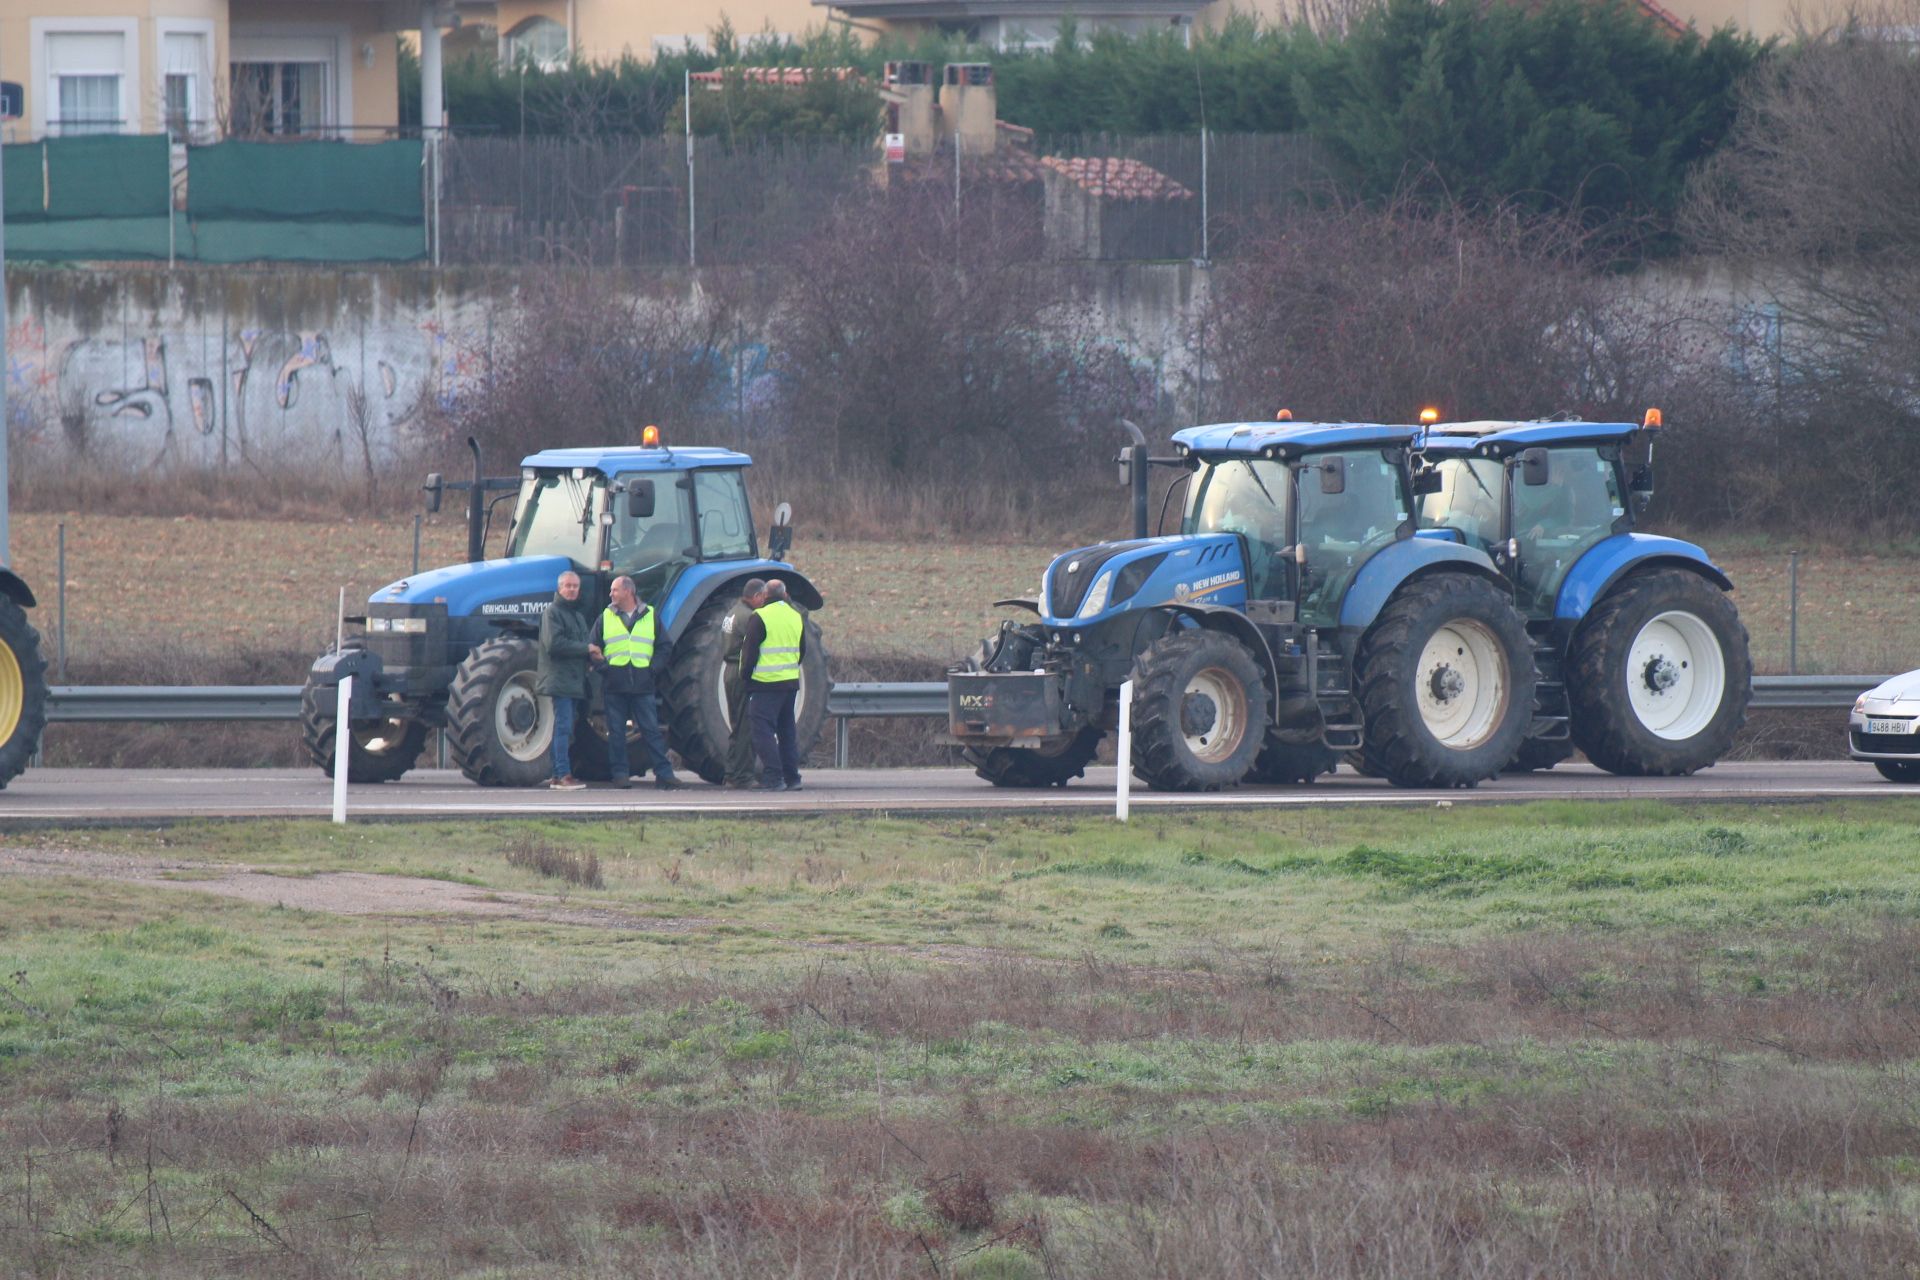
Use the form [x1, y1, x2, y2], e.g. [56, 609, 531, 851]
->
[1040, 156, 1194, 202]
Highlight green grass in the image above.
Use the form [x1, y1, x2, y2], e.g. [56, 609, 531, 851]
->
[5, 802, 1920, 1275]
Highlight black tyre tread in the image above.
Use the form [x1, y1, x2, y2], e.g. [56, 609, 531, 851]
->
[1503, 737, 1575, 773]
[964, 728, 1102, 788]
[1874, 760, 1920, 784]
[1129, 630, 1268, 792]
[1248, 737, 1338, 785]
[1567, 570, 1751, 778]
[1354, 576, 1536, 789]
[445, 636, 544, 787]
[300, 673, 427, 783]
[0, 599, 50, 790]
[662, 598, 832, 784]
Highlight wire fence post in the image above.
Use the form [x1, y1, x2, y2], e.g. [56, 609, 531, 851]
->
[1199, 124, 1210, 262]
[685, 69, 696, 269]
[55, 522, 67, 681]
[1788, 549, 1801, 675]
[1115, 679, 1133, 821]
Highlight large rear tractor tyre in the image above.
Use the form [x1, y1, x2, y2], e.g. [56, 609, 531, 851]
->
[663, 596, 831, 784]
[1354, 576, 1536, 788]
[965, 728, 1103, 788]
[300, 672, 428, 783]
[0, 599, 50, 790]
[1128, 630, 1268, 792]
[1248, 736, 1338, 784]
[1568, 571, 1750, 777]
[445, 637, 553, 787]
[1502, 738, 1576, 773]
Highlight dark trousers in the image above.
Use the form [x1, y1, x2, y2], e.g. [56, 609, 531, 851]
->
[605, 688, 674, 780]
[549, 696, 585, 781]
[724, 670, 757, 784]
[748, 682, 802, 786]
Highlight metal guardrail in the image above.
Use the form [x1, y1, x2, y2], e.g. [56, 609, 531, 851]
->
[45, 675, 1888, 723]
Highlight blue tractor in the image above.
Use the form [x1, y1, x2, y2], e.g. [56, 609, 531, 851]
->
[1413, 413, 1750, 775]
[302, 435, 830, 786]
[949, 421, 1542, 790]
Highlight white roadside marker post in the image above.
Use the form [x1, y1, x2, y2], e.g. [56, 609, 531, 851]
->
[1116, 679, 1133, 821]
[333, 676, 352, 825]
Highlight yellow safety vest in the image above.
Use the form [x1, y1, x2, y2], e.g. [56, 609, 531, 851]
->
[751, 600, 803, 683]
[601, 607, 656, 668]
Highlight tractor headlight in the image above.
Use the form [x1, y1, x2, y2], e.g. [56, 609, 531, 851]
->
[370, 616, 428, 634]
[1077, 572, 1113, 618]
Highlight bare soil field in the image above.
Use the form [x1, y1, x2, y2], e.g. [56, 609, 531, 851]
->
[12, 511, 1915, 674]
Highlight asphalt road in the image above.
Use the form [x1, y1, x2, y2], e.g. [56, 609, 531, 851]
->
[0, 761, 1908, 823]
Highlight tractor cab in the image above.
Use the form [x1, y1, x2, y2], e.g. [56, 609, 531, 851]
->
[1414, 420, 1644, 617]
[1174, 422, 1416, 627]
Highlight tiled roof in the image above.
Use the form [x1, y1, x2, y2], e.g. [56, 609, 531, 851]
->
[689, 67, 862, 88]
[1040, 156, 1194, 202]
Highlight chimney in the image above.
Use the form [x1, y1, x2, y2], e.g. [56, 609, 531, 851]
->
[941, 63, 996, 155]
[883, 60, 937, 157]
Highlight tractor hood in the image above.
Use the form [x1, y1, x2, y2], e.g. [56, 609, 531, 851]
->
[1039, 535, 1247, 626]
[368, 555, 577, 619]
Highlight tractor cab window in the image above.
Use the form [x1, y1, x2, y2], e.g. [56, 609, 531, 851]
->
[608, 471, 697, 603]
[692, 468, 755, 560]
[1511, 448, 1624, 615]
[506, 471, 605, 567]
[1184, 457, 1292, 600]
[1295, 449, 1407, 627]
[1418, 457, 1505, 553]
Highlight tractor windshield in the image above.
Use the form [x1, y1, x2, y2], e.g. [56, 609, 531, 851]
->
[506, 471, 605, 567]
[1511, 448, 1624, 615]
[1418, 457, 1506, 554]
[1294, 448, 1408, 627]
[1184, 458, 1292, 600]
[608, 470, 698, 604]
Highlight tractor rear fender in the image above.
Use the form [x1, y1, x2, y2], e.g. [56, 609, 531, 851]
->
[0, 569, 36, 610]
[1554, 535, 1732, 622]
[1337, 539, 1510, 632]
[1156, 603, 1282, 715]
[659, 560, 825, 642]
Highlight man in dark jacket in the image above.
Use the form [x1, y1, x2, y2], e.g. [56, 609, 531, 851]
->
[537, 570, 593, 790]
[738, 578, 807, 792]
[589, 574, 681, 790]
[719, 578, 767, 788]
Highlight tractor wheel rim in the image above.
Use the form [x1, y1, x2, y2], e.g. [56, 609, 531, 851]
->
[0, 640, 20, 744]
[1626, 610, 1724, 741]
[495, 672, 551, 762]
[1415, 620, 1508, 749]
[1182, 665, 1246, 764]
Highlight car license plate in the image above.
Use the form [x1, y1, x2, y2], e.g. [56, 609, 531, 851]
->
[1867, 718, 1914, 735]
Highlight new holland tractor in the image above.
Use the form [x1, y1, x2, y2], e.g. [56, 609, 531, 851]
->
[0, 570, 50, 790]
[1413, 412, 1750, 775]
[303, 433, 830, 786]
[949, 420, 1543, 791]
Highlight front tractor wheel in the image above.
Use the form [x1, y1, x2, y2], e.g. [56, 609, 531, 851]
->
[0, 597, 50, 789]
[1128, 630, 1269, 792]
[1568, 570, 1751, 777]
[662, 595, 832, 784]
[1354, 575, 1536, 788]
[300, 672, 428, 783]
[965, 728, 1103, 788]
[445, 637, 554, 787]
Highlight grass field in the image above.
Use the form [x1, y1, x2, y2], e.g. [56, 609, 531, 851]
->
[9, 512, 1919, 675]
[4, 801, 1920, 1276]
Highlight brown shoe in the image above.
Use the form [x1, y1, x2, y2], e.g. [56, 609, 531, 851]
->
[548, 776, 586, 791]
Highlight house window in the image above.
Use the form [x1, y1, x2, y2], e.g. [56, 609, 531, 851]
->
[161, 31, 210, 141]
[231, 61, 332, 136]
[45, 31, 127, 135]
[504, 17, 569, 69]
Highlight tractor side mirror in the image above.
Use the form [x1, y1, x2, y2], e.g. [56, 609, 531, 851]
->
[768, 501, 794, 561]
[1411, 467, 1442, 496]
[1318, 457, 1346, 495]
[423, 473, 444, 514]
[1628, 463, 1654, 514]
[1520, 448, 1551, 487]
[626, 479, 656, 520]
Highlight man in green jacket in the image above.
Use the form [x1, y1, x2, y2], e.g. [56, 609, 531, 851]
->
[537, 570, 593, 790]
[719, 578, 768, 788]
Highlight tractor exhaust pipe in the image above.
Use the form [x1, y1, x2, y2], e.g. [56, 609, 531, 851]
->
[466, 436, 486, 564]
[1119, 420, 1150, 541]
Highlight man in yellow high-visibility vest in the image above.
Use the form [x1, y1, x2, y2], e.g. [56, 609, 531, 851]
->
[738, 578, 807, 792]
[588, 574, 681, 789]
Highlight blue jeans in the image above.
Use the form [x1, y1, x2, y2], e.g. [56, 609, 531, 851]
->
[605, 688, 674, 780]
[549, 696, 585, 780]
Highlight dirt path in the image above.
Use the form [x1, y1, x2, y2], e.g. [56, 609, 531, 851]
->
[0, 846, 717, 932]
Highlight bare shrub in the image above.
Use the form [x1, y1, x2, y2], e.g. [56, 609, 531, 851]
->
[503, 834, 604, 888]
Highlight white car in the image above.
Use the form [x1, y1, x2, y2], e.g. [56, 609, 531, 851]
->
[1850, 669, 1920, 783]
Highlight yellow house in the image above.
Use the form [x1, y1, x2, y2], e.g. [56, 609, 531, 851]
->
[0, 0, 452, 141]
[484, 0, 821, 65]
